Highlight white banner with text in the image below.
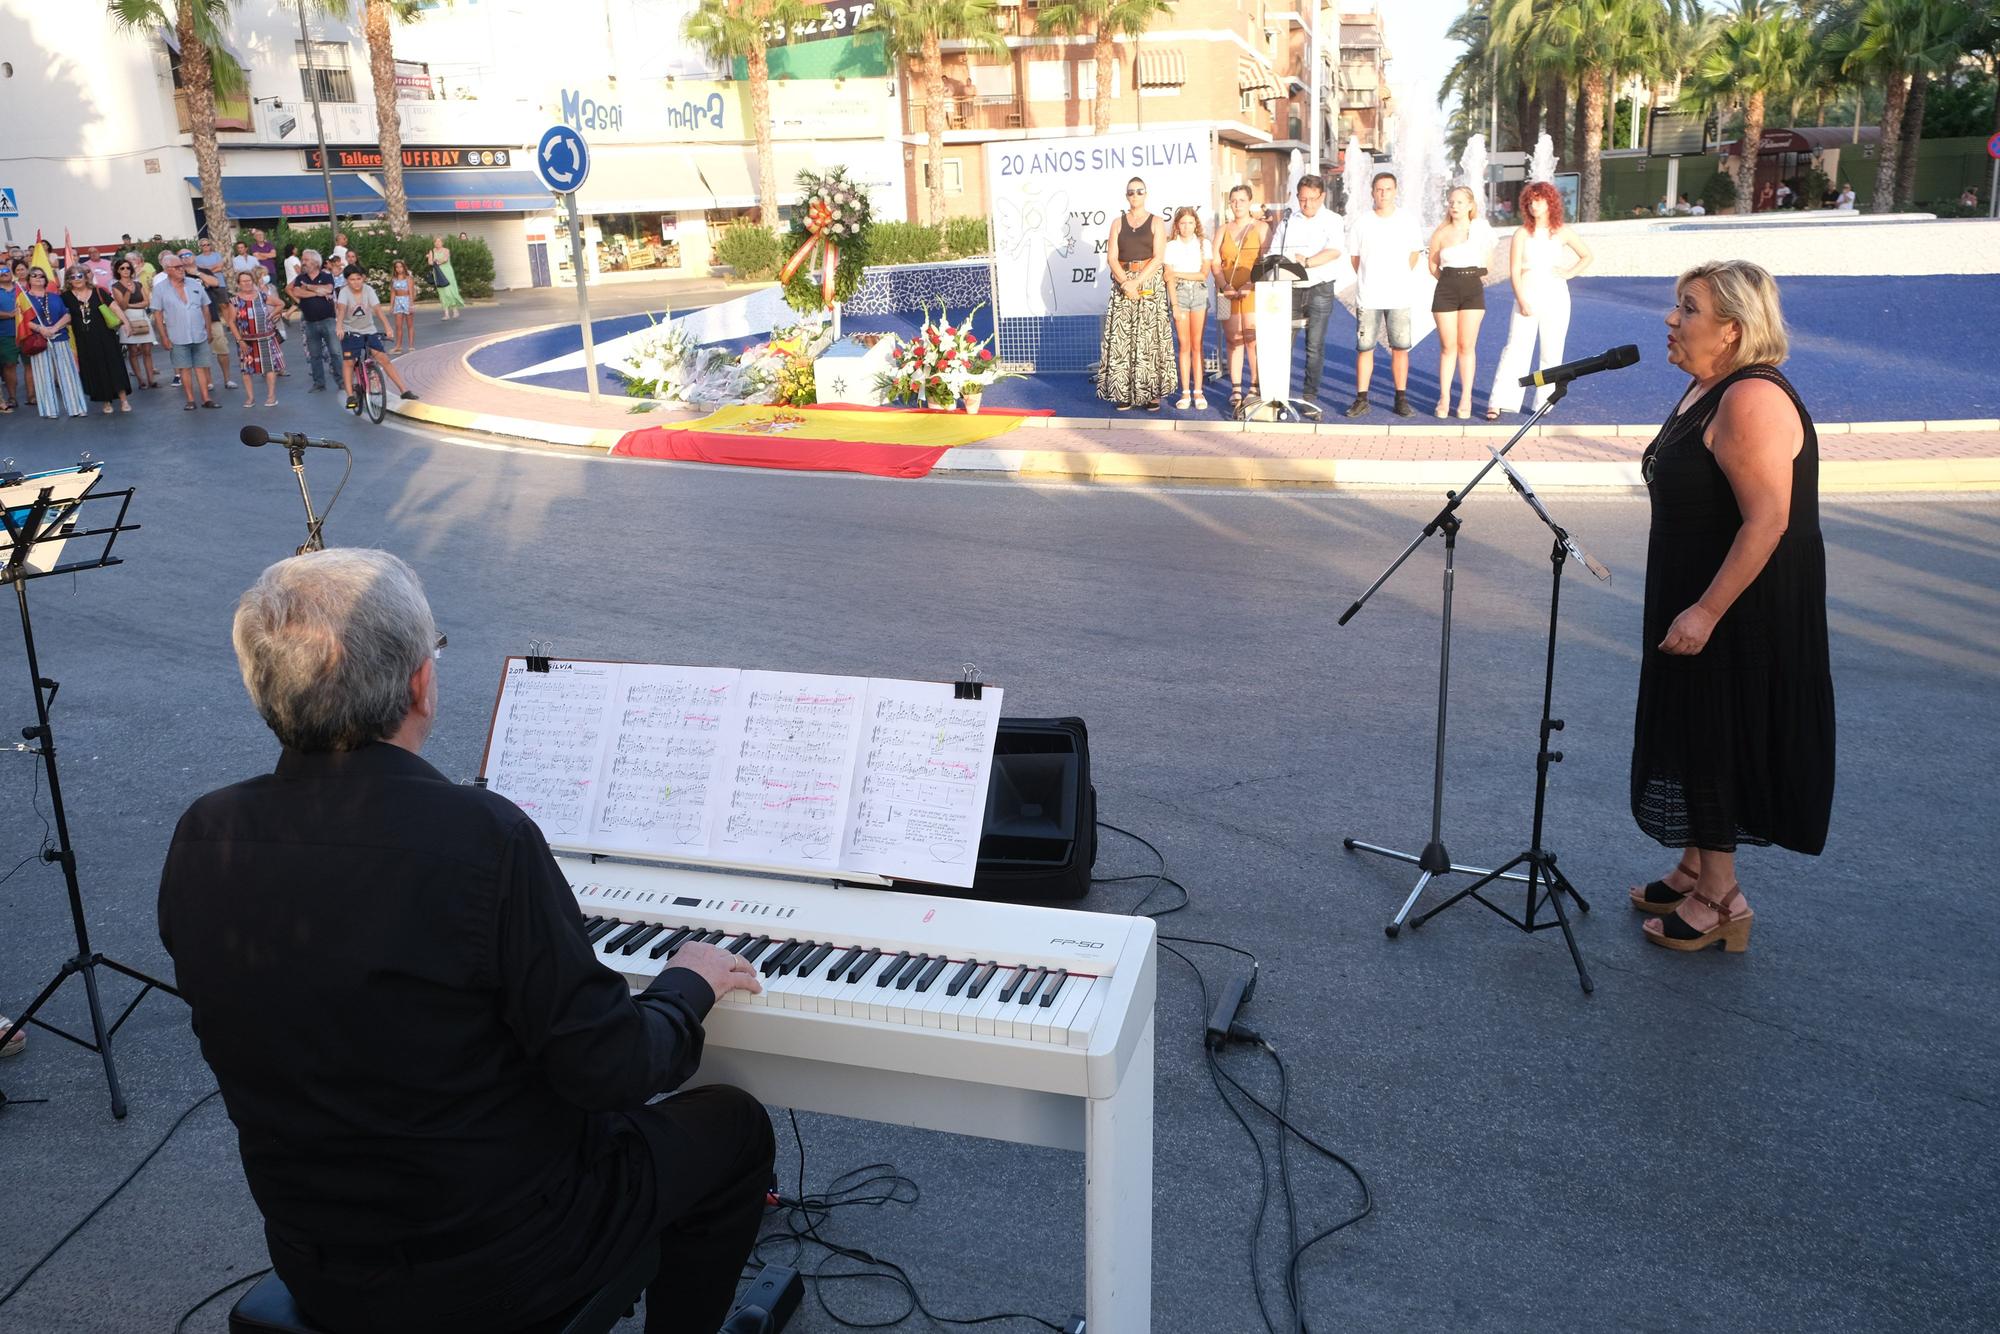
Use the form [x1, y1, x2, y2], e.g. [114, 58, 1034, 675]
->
[985, 131, 1214, 320]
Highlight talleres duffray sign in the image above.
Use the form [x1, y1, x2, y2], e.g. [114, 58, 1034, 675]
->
[985, 131, 1214, 319]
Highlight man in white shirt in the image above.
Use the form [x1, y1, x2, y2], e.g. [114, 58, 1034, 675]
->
[1345, 172, 1424, 418]
[1690, 200, 1706, 216]
[1267, 174, 1344, 404]
[1836, 183, 1856, 211]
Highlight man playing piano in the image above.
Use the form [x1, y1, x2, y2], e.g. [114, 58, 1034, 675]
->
[157, 548, 772, 1334]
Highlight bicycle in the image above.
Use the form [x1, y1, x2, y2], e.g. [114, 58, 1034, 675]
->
[346, 346, 388, 424]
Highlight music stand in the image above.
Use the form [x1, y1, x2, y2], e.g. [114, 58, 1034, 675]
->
[0, 461, 179, 1119]
[1337, 383, 1574, 934]
[1406, 447, 1609, 992]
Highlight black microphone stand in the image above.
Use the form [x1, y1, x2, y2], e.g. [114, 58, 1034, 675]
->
[249, 427, 351, 555]
[1337, 381, 1570, 935]
[1410, 448, 1606, 993]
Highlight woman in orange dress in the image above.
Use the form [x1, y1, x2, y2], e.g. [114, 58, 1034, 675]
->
[1213, 185, 1267, 411]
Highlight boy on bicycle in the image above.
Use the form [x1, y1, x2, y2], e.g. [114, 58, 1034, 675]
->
[335, 265, 418, 410]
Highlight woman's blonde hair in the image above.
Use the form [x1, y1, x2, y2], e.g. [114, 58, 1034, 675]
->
[1169, 205, 1206, 240]
[1446, 185, 1481, 221]
[1676, 259, 1789, 371]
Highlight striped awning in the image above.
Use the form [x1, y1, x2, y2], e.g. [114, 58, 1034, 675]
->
[1137, 48, 1186, 88]
[1237, 58, 1279, 100]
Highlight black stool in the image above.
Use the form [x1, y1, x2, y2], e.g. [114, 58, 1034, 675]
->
[228, 1243, 655, 1334]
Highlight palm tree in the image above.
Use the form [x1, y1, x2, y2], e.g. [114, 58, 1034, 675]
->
[361, 0, 425, 237]
[1036, 0, 1177, 136]
[864, 0, 1005, 227]
[1823, 0, 1971, 213]
[684, 0, 816, 226]
[109, 0, 243, 243]
[1498, 0, 1663, 222]
[1686, 1, 1809, 214]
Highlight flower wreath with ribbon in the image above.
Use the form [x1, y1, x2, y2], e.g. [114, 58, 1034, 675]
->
[780, 166, 873, 313]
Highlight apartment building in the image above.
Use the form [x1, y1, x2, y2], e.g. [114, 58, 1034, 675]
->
[899, 0, 1336, 223]
[1333, 5, 1394, 156]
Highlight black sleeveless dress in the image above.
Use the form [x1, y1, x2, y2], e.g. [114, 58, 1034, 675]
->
[1631, 364, 1835, 854]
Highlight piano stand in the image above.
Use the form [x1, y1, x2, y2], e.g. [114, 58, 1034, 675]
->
[1083, 1010, 1154, 1332]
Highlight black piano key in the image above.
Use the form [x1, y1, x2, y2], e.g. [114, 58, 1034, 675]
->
[603, 923, 647, 952]
[846, 948, 882, 985]
[894, 953, 932, 990]
[996, 965, 1028, 1003]
[965, 962, 998, 999]
[945, 959, 980, 996]
[760, 940, 800, 976]
[702, 930, 728, 945]
[580, 916, 603, 932]
[621, 924, 665, 956]
[825, 946, 861, 980]
[914, 957, 949, 993]
[586, 918, 622, 943]
[875, 951, 911, 987]
[798, 944, 835, 977]
[1039, 969, 1068, 1007]
[723, 935, 752, 955]
[649, 927, 693, 960]
[739, 936, 773, 963]
[1016, 967, 1048, 1006]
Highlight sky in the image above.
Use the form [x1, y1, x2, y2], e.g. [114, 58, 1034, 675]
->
[1378, 0, 1465, 118]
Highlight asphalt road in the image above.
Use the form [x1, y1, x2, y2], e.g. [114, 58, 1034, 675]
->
[0, 385, 1994, 1333]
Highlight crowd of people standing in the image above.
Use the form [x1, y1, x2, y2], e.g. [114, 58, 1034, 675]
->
[1094, 174, 1598, 421]
[0, 230, 467, 421]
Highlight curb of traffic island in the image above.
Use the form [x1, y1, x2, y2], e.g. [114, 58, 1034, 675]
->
[939, 448, 2000, 491]
[388, 394, 625, 450]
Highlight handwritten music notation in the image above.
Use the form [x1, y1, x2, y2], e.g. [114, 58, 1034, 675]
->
[842, 682, 1003, 880]
[482, 659, 1002, 885]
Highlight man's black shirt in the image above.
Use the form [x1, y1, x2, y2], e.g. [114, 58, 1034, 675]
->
[290, 269, 336, 322]
[158, 742, 715, 1252]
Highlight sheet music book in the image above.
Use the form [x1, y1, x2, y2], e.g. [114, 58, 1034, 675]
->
[478, 658, 1005, 887]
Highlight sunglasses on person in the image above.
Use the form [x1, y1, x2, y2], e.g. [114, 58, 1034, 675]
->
[1126, 188, 1146, 198]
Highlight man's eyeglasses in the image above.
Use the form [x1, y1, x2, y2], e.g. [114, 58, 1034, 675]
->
[432, 633, 448, 662]
[1126, 189, 1146, 198]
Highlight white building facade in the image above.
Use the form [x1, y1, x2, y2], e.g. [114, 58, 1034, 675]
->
[0, 0, 908, 290]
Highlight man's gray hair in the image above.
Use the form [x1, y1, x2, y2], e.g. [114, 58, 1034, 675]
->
[232, 549, 437, 752]
[302, 249, 321, 263]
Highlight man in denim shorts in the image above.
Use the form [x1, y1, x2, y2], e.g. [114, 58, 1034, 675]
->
[1345, 173, 1425, 418]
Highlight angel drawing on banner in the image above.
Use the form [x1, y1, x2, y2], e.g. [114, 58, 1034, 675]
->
[992, 181, 1077, 316]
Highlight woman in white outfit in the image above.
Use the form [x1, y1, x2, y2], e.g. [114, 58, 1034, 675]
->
[1486, 180, 1593, 419]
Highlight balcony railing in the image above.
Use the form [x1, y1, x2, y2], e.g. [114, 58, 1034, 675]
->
[906, 95, 1026, 134]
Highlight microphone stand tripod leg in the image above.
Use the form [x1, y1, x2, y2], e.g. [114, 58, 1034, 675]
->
[289, 444, 324, 554]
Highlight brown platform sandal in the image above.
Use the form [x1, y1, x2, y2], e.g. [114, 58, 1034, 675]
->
[1644, 884, 1752, 953]
[1628, 859, 1699, 915]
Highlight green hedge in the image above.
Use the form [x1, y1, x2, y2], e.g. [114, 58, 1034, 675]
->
[1699, 171, 1738, 214]
[718, 218, 992, 283]
[715, 223, 787, 281]
[143, 224, 494, 301]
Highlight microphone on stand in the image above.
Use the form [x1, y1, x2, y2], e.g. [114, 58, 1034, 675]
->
[1519, 344, 1640, 389]
[241, 425, 345, 450]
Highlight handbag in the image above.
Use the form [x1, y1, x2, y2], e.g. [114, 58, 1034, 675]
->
[429, 261, 448, 287]
[17, 326, 47, 357]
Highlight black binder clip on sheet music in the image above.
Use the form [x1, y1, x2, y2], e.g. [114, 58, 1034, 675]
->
[478, 653, 1006, 890]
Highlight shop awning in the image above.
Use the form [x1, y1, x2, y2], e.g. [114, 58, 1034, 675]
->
[188, 173, 384, 219]
[399, 170, 550, 214]
[1137, 49, 1186, 88]
[1238, 58, 1279, 101]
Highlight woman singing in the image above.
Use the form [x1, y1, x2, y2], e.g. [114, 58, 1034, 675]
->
[1629, 260, 1835, 954]
[1096, 178, 1172, 411]
[1213, 185, 1267, 411]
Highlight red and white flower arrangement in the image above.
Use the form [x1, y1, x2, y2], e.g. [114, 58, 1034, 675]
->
[876, 302, 1012, 408]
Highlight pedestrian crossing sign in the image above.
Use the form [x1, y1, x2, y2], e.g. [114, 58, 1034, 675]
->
[0, 189, 17, 218]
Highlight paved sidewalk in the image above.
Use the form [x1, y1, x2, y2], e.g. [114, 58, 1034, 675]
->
[390, 331, 2000, 490]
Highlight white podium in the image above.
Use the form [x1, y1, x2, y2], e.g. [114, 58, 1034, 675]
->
[1241, 277, 1322, 422]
